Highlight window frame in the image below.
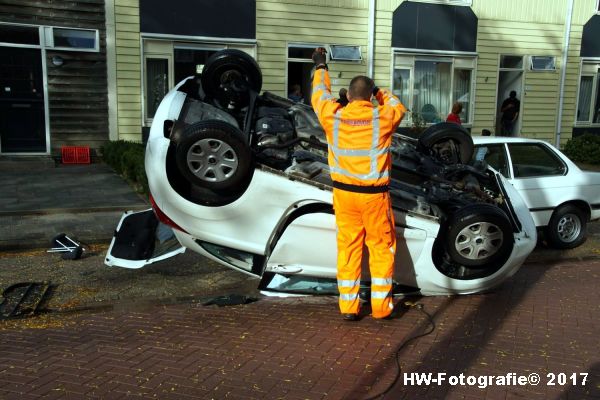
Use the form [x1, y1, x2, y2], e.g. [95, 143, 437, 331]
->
[596, 0, 600, 14]
[391, 51, 477, 127]
[529, 56, 556, 72]
[575, 60, 600, 127]
[507, 142, 568, 179]
[329, 45, 362, 62]
[42, 26, 99, 52]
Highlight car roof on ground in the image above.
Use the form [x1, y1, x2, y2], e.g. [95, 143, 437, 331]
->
[472, 136, 552, 146]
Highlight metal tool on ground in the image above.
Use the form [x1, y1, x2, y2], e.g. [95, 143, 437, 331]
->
[0, 282, 52, 320]
[48, 233, 84, 260]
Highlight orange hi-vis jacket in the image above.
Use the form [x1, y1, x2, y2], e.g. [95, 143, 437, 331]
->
[311, 68, 407, 190]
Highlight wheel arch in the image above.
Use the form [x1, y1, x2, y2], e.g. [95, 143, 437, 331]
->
[554, 200, 591, 222]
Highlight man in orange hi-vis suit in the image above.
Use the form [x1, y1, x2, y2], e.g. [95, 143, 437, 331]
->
[310, 48, 407, 321]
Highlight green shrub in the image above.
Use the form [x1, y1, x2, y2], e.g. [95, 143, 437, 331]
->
[564, 133, 600, 165]
[101, 140, 148, 195]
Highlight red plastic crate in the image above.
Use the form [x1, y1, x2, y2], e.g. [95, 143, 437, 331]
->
[61, 146, 90, 164]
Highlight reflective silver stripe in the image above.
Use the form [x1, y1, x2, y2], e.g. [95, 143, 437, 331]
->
[372, 277, 393, 286]
[340, 293, 359, 301]
[371, 291, 391, 299]
[320, 92, 334, 101]
[329, 145, 390, 157]
[314, 83, 328, 91]
[330, 167, 389, 180]
[371, 108, 380, 176]
[388, 98, 400, 106]
[333, 110, 342, 149]
[337, 278, 360, 288]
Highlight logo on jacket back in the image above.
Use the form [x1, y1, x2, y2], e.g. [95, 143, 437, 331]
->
[340, 119, 372, 127]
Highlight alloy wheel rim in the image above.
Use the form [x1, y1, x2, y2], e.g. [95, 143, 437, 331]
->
[556, 213, 581, 243]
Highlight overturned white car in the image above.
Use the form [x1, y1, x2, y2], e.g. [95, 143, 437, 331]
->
[105, 50, 536, 296]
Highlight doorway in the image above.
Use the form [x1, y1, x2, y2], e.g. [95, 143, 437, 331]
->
[0, 46, 46, 153]
[287, 61, 313, 105]
[496, 55, 524, 137]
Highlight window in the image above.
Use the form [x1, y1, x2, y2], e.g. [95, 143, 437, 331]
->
[287, 43, 326, 105]
[500, 55, 523, 70]
[43, 27, 98, 51]
[0, 24, 39, 45]
[174, 47, 219, 83]
[576, 62, 600, 125]
[329, 45, 362, 62]
[473, 144, 509, 177]
[392, 54, 475, 124]
[145, 58, 169, 120]
[530, 56, 556, 71]
[508, 144, 566, 178]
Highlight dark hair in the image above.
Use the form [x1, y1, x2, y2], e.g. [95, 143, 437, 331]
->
[349, 75, 375, 101]
[509, 90, 517, 98]
[482, 129, 492, 136]
[451, 102, 463, 114]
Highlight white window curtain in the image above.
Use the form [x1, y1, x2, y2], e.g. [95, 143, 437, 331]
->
[413, 60, 452, 123]
[577, 76, 593, 122]
[146, 58, 169, 120]
[392, 68, 410, 107]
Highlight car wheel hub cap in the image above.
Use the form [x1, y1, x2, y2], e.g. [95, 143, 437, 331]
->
[187, 138, 238, 182]
[557, 214, 581, 242]
[455, 222, 503, 260]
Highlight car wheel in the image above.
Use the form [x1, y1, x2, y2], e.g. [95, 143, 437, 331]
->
[417, 122, 474, 164]
[175, 120, 253, 190]
[444, 203, 514, 268]
[545, 204, 587, 249]
[201, 49, 262, 109]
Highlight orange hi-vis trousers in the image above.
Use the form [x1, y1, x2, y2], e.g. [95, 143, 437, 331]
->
[333, 188, 396, 319]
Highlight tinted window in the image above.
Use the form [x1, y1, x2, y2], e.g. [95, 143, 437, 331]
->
[0, 25, 39, 45]
[508, 143, 566, 178]
[473, 144, 509, 177]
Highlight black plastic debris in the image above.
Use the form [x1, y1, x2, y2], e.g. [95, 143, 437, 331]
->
[0, 282, 52, 320]
[202, 294, 259, 307]
[48, 233, 84, 260]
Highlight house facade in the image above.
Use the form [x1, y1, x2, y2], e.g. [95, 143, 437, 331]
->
[2, 0, 600, 156]
[0, 0, 108, 156]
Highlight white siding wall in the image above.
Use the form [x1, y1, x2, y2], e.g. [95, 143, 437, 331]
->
[256, 0, 369, 97]
[115, 0, 141, 141]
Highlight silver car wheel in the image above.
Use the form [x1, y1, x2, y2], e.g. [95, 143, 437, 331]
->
[454, 222, 504, 260]
[556, 213, 581, 243]
[186, 138, 239, 183]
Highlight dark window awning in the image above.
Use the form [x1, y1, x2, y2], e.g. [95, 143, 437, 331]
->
[392, 2, 477, 53]
[581, 15, 600, 57]
[141, 0, 256, 40]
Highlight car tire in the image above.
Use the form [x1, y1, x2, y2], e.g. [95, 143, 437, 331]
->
[545, 204, 587, 249]
[201, 49, 262, 109]
[175, 120, 253, 191]
[417, 122, 474, 164]
[444, 203, 514, 268]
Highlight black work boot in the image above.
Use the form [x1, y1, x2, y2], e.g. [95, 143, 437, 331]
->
[342, 313, 359, 322]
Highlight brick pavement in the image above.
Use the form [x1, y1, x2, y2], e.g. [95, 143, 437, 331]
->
[1, 259, 600, 399]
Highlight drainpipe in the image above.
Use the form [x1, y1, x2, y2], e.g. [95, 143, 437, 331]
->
[368, 0, 376, 78]
[555, 0, 574, 148]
